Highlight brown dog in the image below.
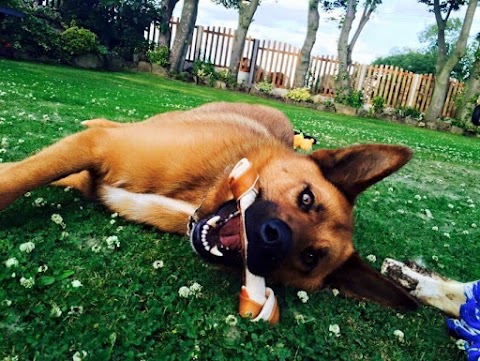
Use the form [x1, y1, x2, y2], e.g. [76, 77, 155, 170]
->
[0, 102, 417, 310]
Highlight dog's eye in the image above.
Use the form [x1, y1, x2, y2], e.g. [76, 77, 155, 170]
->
[300, 247, 328, 270]
[298, 187, 315, 212]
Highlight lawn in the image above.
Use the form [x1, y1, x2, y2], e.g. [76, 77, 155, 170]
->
[0, 59, 479, 361]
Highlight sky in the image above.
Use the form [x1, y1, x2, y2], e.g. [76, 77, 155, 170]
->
[172, 0, 480, 65]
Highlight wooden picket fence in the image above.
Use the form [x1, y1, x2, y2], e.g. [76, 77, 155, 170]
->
[145, 18, 462, 117]
[33, 0, 463, 117]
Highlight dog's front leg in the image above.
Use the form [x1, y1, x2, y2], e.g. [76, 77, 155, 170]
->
[0, 128, 106, 210]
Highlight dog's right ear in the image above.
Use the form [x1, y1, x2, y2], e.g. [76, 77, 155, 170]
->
[311, 144, 412, 203]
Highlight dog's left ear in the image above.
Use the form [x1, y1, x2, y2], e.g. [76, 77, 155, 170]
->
[326, 252, 419, 311]
[311, 144, 412, 202]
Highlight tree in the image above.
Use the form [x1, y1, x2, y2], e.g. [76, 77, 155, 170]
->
[324, 0, 381, 102]
[293, 0, 320, 88]
[458, 34, 480, 120]
[419, 0, 478, 122]
[157, 0, 181, 49]
[169, 0, 199, 73]
[213, 0, 261, 82]
[372, 49, 437, 74]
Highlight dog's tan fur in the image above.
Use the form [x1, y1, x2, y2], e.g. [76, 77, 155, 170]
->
[0, 102, 417, 309]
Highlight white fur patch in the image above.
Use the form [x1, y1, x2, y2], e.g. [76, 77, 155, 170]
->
[101, 185, 197, 216]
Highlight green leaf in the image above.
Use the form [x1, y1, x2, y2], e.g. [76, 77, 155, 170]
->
[57, 270, 75, 280]
[38, 276, 56, 286]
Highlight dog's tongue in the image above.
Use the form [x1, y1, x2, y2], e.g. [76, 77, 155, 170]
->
[219, 215, 241, 249]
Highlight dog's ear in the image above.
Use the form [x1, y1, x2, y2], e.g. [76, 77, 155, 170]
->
[311, 144, 412, 202]
[326, 252, 419, 311]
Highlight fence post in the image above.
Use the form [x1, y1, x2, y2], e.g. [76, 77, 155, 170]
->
[356, 64, 368, 91]
[194, 26, 204, 62]
[407, 74, 421, 108]
[247, 39, 260, 88]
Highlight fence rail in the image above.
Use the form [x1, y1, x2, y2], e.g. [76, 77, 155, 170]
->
[35, 0, 463, 117]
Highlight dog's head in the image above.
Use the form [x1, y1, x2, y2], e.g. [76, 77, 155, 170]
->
[191, 144, 418, 310]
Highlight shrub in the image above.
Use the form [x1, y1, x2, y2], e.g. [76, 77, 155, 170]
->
[146, 45, 169, 67]
[372, 96, 385, 114]
[215, 69, 237, 88]
[60, 25, 98, 57]
[286, 87, 312, 102]
[193, 60, 217, 85]
[322, 98, 336, 112]
[255, 81, 274, 93]
[395, 106, 422, 119]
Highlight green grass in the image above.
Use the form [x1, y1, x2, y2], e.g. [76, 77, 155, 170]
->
[0, 59, 479, 360]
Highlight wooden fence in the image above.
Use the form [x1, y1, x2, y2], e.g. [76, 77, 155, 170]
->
[33, 0, 463, 117]
[145, 19, 462, 117]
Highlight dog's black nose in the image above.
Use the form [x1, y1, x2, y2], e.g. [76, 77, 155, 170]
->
[245, 201, 292, 276]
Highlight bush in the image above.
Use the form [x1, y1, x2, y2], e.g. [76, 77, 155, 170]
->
[60, 25, 98, 57]
[322, 98, 336, 112]
[372, 96, 385, 114]
[255, 81, 274, 93]
[192, 60, 217, 85]
[286, 88, 312, 102]
[394, 106, 422, 119]
[146, 45, 169, 67]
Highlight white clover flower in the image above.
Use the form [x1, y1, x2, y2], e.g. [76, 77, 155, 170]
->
[331, 288, 340, 297]
[443, 232, 450, 239]
[19, 241, 35, 253]
[366, 254, 377, 263]
[225, 314, 237, 326]
[33, 197, 46, 207]
[24, 192, 31, 198]
[189, 282, 203, 297]
[472, 223, 478, 228]
[178, 286, 191, 298]
[294, 313, 306, 324]
[432, 255, 439, 261]
[448, 203, 454, 209]
[71, 280, 83, 288]
[456, 339, 467, 350]
[50, 303, 62, 317]
[397, 209, 405, 215]
[152, 260, 164, 269]
[109, 219, 116, 225]
[5, 257, 19, 268]
[2, 299, 12, 306]
[414, 194, 422, 201]
[431, 226, 439, 231]
[105, 235, 120, 249]
[37, 264, 48, 273]
[393, 329, 405, 342]
[68, 305, 84, 315]
[424, 209, 433, 219]
[388, 187, 394, 192]
[116, 226, 124, 233]
[111, 212, 118, 218]
[329, 324, 341, 337]
[72, 350, 88, 361]
[463, 230, 470, 235]
[20, 276, 35, 288]
[51, 213, 63, 225]
[297, 290, 309, 303]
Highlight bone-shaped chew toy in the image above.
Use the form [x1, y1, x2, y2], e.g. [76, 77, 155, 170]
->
[229, 158, 280, 324]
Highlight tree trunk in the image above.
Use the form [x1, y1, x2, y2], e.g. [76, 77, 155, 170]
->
[334, 0, 356, 102]
[459, 53, 480, 120]
[293, 0, 320, 88]
[229, 0, 260, 82]
[169, 0, 199, 73]
[157, 0, 180, 49]
[424, 0, 477, 122]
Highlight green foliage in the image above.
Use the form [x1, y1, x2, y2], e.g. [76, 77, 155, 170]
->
[335, 89, 364, 108]
[322, 98, 336, 111]
[286, 87, 312, 102]
[373, 49, 437, 75]
[146, 45, 169, 67]
[255, 80, 274, 93]
[371, 96, 385, 114]
[60, 25, 98, 57]
[394, 106, 422, 119]
[59, 0, 161, 59]
[0, 4, 64, 59]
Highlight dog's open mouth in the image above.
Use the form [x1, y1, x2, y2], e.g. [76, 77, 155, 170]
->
[190, 200, 244, 268]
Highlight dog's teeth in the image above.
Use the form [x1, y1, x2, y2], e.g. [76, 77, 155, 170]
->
[201, 229, 208, 236]
[202, 241, 210, 251]
[210, 245, 223, 257]
[207, 216, 221, 227]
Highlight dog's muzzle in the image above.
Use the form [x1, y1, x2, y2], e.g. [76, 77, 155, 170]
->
[190, 200, 292, 277]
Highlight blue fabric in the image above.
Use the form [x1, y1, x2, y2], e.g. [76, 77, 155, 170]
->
[447, 281, 480, 360]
